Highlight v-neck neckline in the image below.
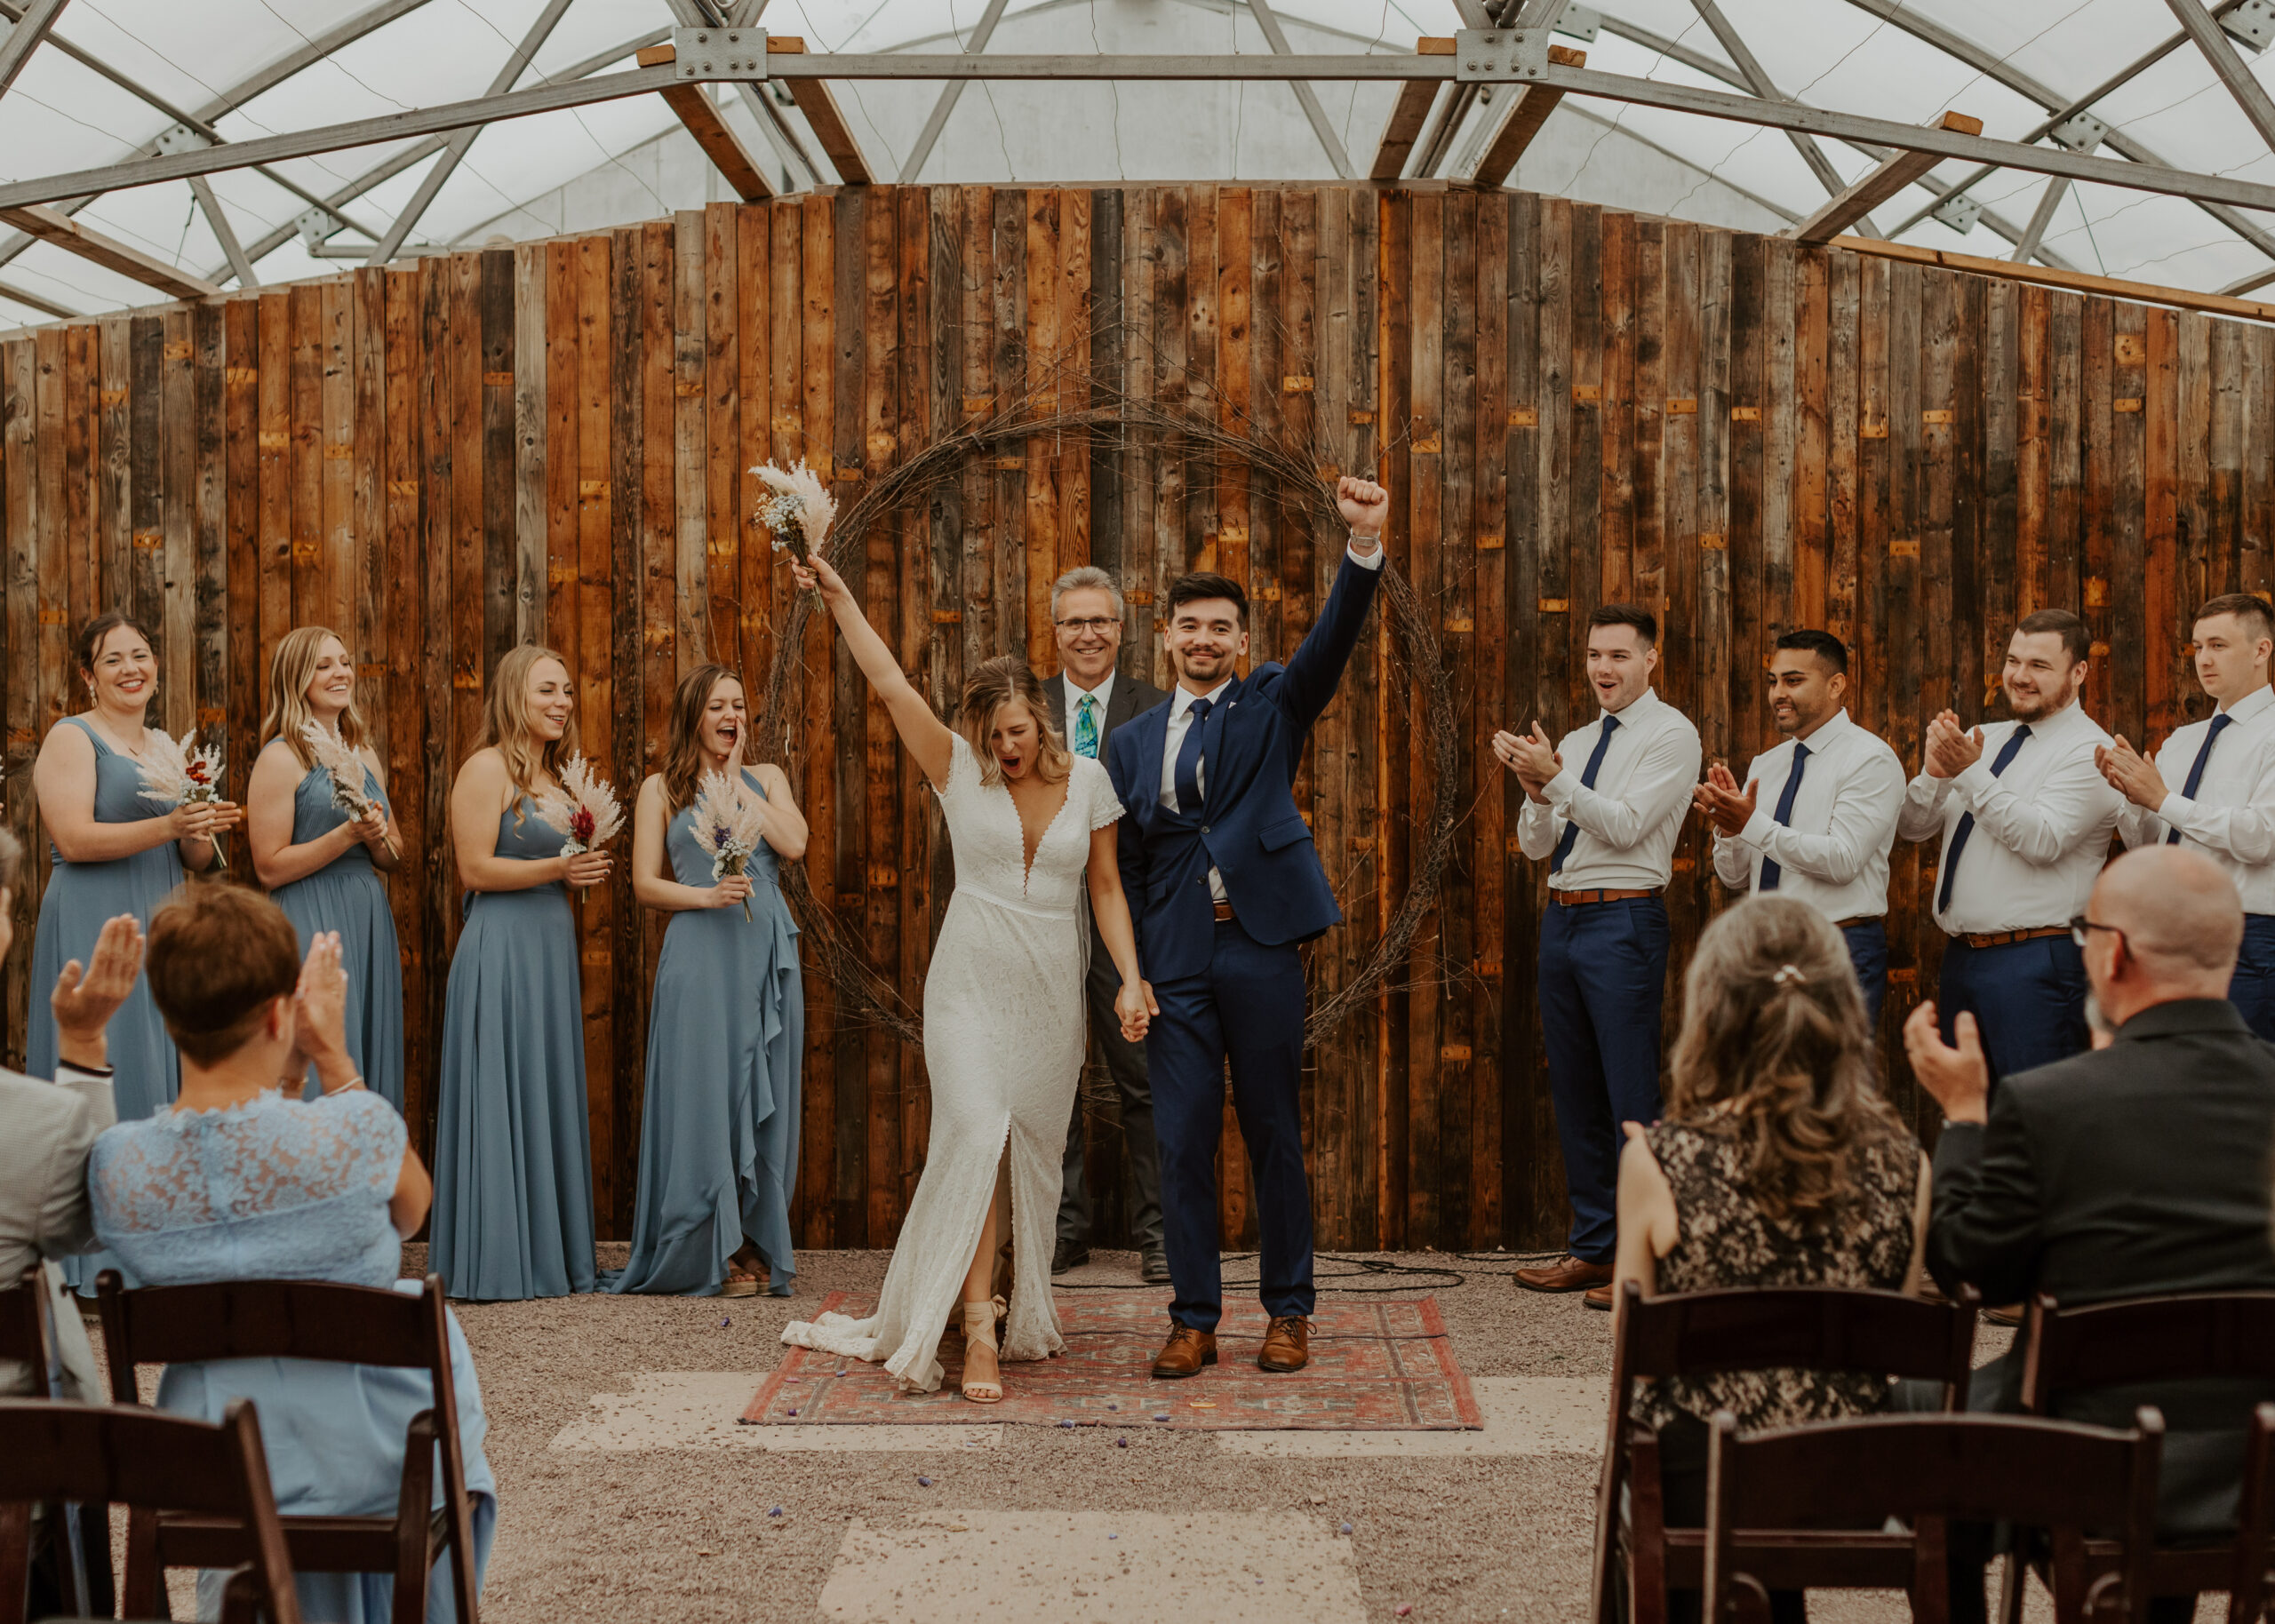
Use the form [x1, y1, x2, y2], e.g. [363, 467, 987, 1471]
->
[82, 714, 151, 762]
[1002, 775, 1075, 894]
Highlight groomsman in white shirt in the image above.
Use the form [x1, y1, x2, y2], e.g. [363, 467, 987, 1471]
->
[2099, 592, 2275, 1039]
[1493, 604, 1702, 1302]
[1896, 609, 2125, 1085]
[1694, 629, 1905, 1026]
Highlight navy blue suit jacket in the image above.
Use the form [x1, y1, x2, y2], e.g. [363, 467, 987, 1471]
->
[1106, 552, 1383, 983]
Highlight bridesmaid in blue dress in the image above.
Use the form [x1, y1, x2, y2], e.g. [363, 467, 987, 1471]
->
[31, 612, 239, 1293]
[429, 645, 610, 1302]
[608, 664, 809, 1299]
[89, 884, 493, 1624]
[248, 625, 405, 1110]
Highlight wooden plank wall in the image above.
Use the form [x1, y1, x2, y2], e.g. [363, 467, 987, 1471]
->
[3, 185, 2268, 1251]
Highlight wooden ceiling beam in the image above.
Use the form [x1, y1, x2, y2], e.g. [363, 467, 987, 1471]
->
[1369, 39, 1454, 182]
[0, 203, 220, 301]
[1468, 43, 1586, 190]
[1791, 109, 1981, 243]
[767, 37, 871, 186]
[637, 42, 775, 201]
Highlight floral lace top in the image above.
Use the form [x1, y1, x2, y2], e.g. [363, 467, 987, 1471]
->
[89, 1088, 405, 1289]
[1632, 1118, 1920, 1435]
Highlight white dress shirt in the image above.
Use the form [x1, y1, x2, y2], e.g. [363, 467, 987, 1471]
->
[1065, 671, 1115, 756]
[1896, 698, 2125, 935]
[2114, 682, 2275, 914]
[1712, 708, 1904, 923]
[1516, 688, 1704, 891]
[1153, 538, 1385, 904]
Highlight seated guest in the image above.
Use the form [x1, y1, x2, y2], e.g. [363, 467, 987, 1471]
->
[1904, 844, 2275, 1624]
[1616, 895, 1929, 1624]
[89, 884, 497, 1624]
[0, 826, 143, 1615]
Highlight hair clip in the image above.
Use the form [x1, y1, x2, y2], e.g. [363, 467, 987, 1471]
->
[1770, 964, 1805, 986]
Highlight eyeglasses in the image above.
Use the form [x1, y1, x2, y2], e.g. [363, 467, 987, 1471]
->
[2069, 914, 2126, 951]
[1055, 617, 1122, 634]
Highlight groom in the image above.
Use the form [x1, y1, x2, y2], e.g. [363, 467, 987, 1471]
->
[1108, 475, 1391, 1379]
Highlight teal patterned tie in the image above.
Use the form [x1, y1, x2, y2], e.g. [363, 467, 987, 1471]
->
[1074, 694, 1100, 759]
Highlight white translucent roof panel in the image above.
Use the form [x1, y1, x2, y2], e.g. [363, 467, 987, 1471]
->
[3, 0, 2274, 328]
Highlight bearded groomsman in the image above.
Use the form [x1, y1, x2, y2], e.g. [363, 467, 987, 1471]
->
[1896, 609, 2125, 1086]
[1695, 630, 1905, 1026]
[2099, 592, 2275, 1039]
[1495, 604, 1701, 1306]
[1044, 565, 1169, 1282]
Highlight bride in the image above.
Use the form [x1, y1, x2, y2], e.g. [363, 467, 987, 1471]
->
[780, 551, 1153, 1402]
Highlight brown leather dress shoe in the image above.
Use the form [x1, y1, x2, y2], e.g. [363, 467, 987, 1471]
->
[1258, 1315, 1311, 1373]
[1151, 1325, 1217, 1379]
[1513, 1255, 1615, 1294]
[1583, 1284, 1614, 1311]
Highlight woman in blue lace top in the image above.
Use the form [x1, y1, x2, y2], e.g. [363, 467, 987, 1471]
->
[90, 883, 496, 1624]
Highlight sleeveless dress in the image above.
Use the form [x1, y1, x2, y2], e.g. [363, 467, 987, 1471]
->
[87, 1088, 497, 1624]
[30, 713, 185, 1294]
[270, 758, 405, 1111]
[1634, 1120, 1920, 1434]
[427, 797, 595, 1302]
[606, 770, 803, 1297]
[784, 736, 1124, 1390]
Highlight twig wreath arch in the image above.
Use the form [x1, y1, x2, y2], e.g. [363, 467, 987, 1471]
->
[755, 389, 1460, 1053]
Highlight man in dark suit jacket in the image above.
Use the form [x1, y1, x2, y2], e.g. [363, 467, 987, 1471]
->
[1046, 564, 1171, 1284]
[1904, 844, 2275, 1623]
[1108, 475, 1391, 1381]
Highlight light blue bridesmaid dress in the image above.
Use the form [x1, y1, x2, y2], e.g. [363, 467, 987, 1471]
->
[606, 771, 802, 1297]
[88, 1087, 496, 1624]
[270, 758, 405, 1111]
[28, 714, 184, 1294]
[427, 797, 595, 1302]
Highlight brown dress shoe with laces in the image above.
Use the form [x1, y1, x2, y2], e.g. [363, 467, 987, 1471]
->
[1513, 1255, 1614, 1294]
[1151, 1325, 1217, 1379]
[1257, 1315, 1311, 1373]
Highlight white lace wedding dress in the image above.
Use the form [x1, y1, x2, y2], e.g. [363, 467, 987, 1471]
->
[782, 734, 1125, 1391]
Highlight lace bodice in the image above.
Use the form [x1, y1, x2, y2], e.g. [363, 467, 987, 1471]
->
[89, 1089, 406, 1289]
[936, 736, 1122, 919]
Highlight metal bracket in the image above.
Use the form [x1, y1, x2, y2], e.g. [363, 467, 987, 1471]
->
[1453, 27, 1553, 83]
[293, 206, 347, 251]
[153, 123, 212, 155]
[2223, 0, 2275, 52]
[1553, 4, 1601, 43]
[1930, 192, 1982, 235]
[668, 26, 769, 81]
[2050, 110, 2108, 155]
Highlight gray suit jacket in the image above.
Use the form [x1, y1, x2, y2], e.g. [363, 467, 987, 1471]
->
[0, 1062, 115, 1402]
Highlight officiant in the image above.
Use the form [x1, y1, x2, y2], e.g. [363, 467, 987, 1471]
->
[1046, 565, 1170, 1285]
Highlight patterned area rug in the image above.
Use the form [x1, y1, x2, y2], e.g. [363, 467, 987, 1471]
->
[741, 1290, 1482, 1430]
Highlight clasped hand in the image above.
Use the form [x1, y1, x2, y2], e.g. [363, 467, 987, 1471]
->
[709, 873, 755, 910]
[1922, 711, 1984, 779]
[172, 799, 244, 843]
[1115, 979, 1159, 1044]
[1691, 762, 1758, 837]
[563, 850, 612, 889]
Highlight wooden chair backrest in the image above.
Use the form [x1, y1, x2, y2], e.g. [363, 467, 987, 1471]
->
[0, 1398, 302, 1624]
[0, 1267, 53, 1400]
[96, 1270, 445, 1399]
[1705, 1410, 2165, 1624]
[2019, 1292, 2275, 1412]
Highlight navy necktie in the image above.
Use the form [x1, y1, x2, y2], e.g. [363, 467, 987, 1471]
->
[1550, 713, 1621, 874]
[1936, 723, 2032, 916]
[1174, 697, 1212, 815]
[2166, 712, 2233, 845]
[1756, 741, 1811, 892]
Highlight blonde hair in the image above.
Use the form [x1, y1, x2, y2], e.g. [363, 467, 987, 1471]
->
[259, 626, 372, 770]
[1664, 896, 1905, 1227]
[958, 657, 1070, 787]
[472, 644, 580, 815]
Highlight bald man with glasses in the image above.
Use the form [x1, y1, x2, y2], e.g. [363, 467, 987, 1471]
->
[1045, 565, 1169, 1282]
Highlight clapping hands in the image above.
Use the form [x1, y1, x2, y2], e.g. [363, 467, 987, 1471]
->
[1923, 711, 1984, 779]
[291, 931, 358, 1093]
[2095, 735, 2168, 811]
[1691, 762, 1759, 837]
[1490, 723, 1561, 802]
[51, 912, 146, 1068]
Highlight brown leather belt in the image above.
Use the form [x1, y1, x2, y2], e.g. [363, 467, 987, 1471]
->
[1833, 915, 1880, 930]
[1957, 925, 2070, 949]
[1212, 900, 1236, 922]
[1553, 887, 1664, 906]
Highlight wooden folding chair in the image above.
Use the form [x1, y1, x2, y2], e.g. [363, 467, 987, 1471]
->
[97, 1270, 480, 1624]
[0, 1267, 52, 1622]
[1592, 1281, 1980, 1624]
[0, 1397, 300, 1624]
[1703, 1407, 2164, 1623]
[2001, 1290, 2275, 1624]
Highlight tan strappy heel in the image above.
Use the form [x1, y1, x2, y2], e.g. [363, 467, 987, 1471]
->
[960, 1298, 1004, 1405]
